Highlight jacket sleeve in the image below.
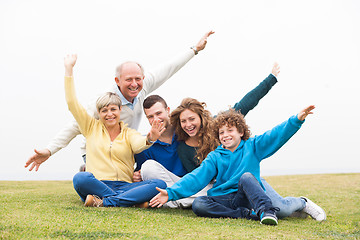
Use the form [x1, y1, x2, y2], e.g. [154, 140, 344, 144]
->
[142, 49, 195, 95]
[233, 74, 277, 117]
[166, 154, 217, 201]
[126, 128, 151, 154]
[64, 76, 95, 137]
[252, 115, 304, 161]
[134, 150, 149, 171]
[46, 81, 99, 155]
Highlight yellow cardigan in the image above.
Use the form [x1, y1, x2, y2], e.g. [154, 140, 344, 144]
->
[65, 76, 150, 182]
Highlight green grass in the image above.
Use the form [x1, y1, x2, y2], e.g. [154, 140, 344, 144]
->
[1, 173, 359, 239]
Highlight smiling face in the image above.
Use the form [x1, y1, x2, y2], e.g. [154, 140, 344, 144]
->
[218, 124, 243, 152]
[115, 62, 144, 103]
[179, 109, 202, 138]
[144, 102, 171, 128]
[99, 104, 121, 129]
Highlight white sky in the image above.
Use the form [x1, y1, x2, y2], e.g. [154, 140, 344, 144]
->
[1, 0, 359, 180]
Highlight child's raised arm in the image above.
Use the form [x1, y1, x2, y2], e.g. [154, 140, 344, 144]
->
[297, 105, 315, 121]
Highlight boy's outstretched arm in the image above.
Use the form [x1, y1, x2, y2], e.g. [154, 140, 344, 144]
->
[149, 187, 169, 208]
[297, 105, 315, 121]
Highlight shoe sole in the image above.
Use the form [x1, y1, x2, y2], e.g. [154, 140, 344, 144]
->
[261, 217, 278, 225]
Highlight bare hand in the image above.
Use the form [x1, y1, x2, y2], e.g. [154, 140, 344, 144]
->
[133, 170, 142, 182]
[195, 30, 215, 52]
[272, 62, 280, 78]
[64, 54, 77, 76]
[149, 187, 169, 208]
[297, 105, 315, 121]
[148, 119, 166, 142]
[25, 149, 51, 171]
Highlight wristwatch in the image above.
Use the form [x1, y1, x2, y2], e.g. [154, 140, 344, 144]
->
[146, 136, 155, 144]
[191, 46, 198, 55]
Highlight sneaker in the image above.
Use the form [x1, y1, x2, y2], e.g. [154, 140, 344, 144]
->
[79, 164, 86, 172]
[84, 195, 103, 207]
[300, 196, 326, 222]
[260, 208, 279, 225]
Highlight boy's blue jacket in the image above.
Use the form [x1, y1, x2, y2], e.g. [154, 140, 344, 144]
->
[167, 115, 304, 201]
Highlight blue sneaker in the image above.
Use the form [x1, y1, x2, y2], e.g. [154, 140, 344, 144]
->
[260, 208, 279, 225]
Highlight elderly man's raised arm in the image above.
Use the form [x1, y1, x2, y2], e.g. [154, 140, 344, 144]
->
[143, 31, 215, 94]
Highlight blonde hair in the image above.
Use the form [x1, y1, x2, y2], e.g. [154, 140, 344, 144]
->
[170, 98, 219, 163]
[96, 92, 122, 112]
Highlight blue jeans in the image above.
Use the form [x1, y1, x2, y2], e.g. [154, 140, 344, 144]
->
[261, 178, 306, 218]
[73, 172, 166, 207]
[192, 172, 273, 219]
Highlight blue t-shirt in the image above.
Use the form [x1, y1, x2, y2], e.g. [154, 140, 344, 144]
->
[135, 134, 187, 177]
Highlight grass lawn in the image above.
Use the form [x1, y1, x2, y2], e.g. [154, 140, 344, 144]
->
[1, 173, 359, 239]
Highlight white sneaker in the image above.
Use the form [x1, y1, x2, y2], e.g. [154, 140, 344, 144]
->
[301, 196, 326, 222]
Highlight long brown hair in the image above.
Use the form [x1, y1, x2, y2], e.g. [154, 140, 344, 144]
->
[170, 98, 219, 163]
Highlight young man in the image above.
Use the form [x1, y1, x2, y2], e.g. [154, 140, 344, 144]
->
[149, 106, 317, 225]
[25, 31, 214, 171]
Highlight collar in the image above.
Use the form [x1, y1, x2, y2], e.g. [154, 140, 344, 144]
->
[113, 84, 139, 110]
[155, 132, 178, 146]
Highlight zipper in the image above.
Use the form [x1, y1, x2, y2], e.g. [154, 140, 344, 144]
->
[109, 141, 119, 180]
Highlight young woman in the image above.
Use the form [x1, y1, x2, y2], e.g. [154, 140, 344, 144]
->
[169, 98, 325, 221]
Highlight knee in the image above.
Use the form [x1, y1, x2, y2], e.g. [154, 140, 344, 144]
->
[192, 196, 209, 217]
[73, 171, 93, 188]
[152, 179, 167, 189]
[239, 172, 255, 185]
[141, 160, 162, 180]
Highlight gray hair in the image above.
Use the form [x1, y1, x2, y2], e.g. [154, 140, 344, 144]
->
[115, 61, 145, 78]
[96, 92, 122, 112]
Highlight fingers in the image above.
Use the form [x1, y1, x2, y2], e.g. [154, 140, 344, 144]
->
[302, 105, 315, 115]
[152, 119, 165, 133]
[272, 62, 280, 77]
[28, 163, 36, 171]
[156, 187, 167, 194]
[298, 105, 315, 121]
[25, 149, 37, 168]
[204, 30, 215, 38]
[196, 30, 215, 51]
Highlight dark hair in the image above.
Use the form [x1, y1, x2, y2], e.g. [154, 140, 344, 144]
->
[143, 95, 168, 110]
[213, 108, 251, 141]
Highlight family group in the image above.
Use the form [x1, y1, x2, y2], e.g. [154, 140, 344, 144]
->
[25, 31, 326, 226]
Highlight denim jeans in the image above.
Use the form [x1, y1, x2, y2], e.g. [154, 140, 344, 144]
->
[261, 178, 306, 218]
[192, 172, 273, 219]
[73, 172, 166, 207]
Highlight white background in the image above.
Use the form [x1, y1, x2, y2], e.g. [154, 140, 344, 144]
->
[1, 0, 359, 180]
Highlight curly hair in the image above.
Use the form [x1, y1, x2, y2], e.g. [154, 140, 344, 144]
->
[170, 98, 219, 163]
[213, 108, 251, 141]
